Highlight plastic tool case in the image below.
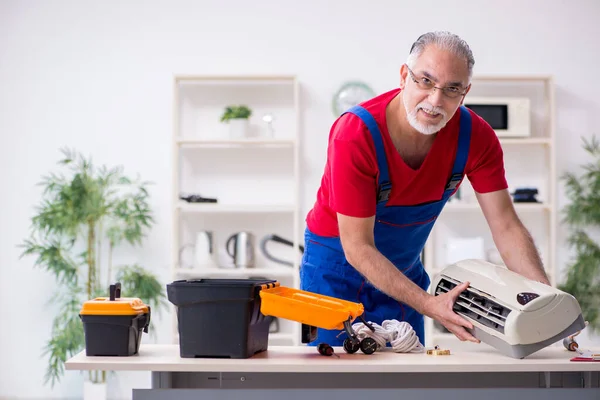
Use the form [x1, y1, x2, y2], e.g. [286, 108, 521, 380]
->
[167, 278, 278, 359]
[79, 282, 151, 356]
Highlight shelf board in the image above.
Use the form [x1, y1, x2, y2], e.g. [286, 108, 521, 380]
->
[177, 201, 296, 213]
[443, 202, 551, 212]
[175, 75, 296, 86]
[174, 267, 296, 278]
[176, 138, 296, 148]
[499, 138, 552, 145]
[471, 75, 553, 82]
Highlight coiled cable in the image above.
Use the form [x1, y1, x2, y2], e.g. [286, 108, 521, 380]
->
[352, 319, 425, 353]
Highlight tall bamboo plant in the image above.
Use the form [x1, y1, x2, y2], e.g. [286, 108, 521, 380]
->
[559, 135, 600, 332]
[19, 148, 167, 387]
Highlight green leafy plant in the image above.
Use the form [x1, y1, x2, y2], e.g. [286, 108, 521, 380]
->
[19, 148, 167, 387]
[220, 105, 252, 122]
[558, 135, 600, 332]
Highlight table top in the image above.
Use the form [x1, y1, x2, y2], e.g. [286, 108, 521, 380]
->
[64, 344, 600, 373]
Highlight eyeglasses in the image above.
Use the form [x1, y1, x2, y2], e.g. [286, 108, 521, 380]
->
[406, 66, 468, 99]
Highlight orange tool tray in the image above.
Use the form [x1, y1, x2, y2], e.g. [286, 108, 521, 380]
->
[259, 286, 365, 330]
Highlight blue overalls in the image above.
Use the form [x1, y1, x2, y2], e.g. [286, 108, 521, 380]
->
[300, 105, 472, 346]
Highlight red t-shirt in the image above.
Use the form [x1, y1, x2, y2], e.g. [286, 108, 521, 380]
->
[306, 88, 508, 237]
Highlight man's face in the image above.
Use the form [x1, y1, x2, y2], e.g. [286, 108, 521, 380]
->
[400, 45, 471, 135]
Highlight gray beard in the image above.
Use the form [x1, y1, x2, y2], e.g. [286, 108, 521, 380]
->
[402, 91, 449, 135]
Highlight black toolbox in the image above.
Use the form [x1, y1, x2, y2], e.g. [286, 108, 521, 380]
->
[79, 282, 151, 356]
[166, 278, 278, 359]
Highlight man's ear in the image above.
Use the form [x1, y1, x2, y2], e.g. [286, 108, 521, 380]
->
[459, 83, 472, 105]
[399, 64, 409, 89]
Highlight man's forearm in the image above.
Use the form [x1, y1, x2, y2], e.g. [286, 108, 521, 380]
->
[493, 221, 551, 284]
[345, 244, 433, 316]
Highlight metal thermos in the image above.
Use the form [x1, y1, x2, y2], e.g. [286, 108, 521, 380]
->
[226, 232, 256, 268]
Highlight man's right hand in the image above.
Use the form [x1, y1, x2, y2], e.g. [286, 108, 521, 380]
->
[424, 281, 480, 343]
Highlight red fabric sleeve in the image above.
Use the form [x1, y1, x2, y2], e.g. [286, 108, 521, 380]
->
[466, 114, 509, 193]
[327, 118, 378, 218]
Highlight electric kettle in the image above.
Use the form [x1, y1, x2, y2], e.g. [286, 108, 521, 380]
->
[194, 231, 217, 269]
[226, 232, 256, 268]
[178, 231, 217, 269]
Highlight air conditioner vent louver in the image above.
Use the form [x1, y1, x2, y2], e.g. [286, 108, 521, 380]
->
[435, 277, 512, 334]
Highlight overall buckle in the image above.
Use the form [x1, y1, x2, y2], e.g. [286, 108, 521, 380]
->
[445, 173, 462, 191]
[377, 182, 392, 203]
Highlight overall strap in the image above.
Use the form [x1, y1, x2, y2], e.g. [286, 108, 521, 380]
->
[444, 105, 472, 195]
[344, 105, 391, 203]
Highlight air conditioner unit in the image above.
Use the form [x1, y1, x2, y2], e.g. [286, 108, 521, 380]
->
[430, 259, 586, 359]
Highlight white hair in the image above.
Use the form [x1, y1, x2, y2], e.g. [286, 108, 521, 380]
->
[406, 31, 475, 81]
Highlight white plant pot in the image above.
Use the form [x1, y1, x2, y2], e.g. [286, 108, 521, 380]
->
[84, 381, 107, 400]
[228, 118, 249, 139]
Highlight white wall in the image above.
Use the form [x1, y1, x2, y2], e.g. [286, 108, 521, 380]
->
[1, 0, 600, 398]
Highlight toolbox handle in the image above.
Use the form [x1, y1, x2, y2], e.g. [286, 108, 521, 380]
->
[110, 282, 122, 301]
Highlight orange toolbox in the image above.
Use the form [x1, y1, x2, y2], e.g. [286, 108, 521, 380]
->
[259, 285, 377, 354]
[79, 282, 151, 356]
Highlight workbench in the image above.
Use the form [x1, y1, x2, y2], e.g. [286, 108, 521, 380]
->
[66, 344, 600, 400]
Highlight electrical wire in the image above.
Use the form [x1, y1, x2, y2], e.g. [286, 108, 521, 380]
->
[352, 319, 425, 353]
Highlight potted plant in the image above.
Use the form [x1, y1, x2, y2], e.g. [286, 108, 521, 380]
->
[558, 135, 600, 333]
[220, 105, 252, 139]
[19, 148, 167, 399]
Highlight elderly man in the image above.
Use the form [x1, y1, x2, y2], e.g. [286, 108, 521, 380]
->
[300, 31, 550, 348]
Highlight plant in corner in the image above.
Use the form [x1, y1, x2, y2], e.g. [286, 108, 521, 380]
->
[559, 135, 600, 332]
[19, 148, 167, 388]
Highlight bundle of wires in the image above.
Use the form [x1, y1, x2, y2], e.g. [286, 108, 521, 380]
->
[352, 319, 425, 353]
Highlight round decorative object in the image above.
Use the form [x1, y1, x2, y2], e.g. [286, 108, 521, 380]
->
[332, 81, 376, 116]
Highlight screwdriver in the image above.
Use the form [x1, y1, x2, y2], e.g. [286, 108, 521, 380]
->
[317, 343, 340, 358]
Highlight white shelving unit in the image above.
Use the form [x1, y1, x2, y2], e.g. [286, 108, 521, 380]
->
[171, 75, 302, 347]
[422, 75, 557, 348]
